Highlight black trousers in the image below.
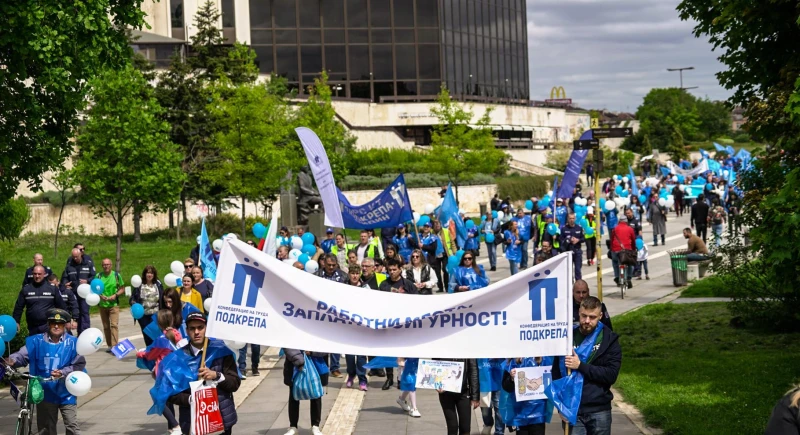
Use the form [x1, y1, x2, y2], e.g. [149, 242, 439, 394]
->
[431, 256, 448, 292]
[288, 387, 322, 428]
[517, 423, 546, 435]
[439, 392, 471, 435]
[696, 225, 707, 243]
[586, 238, 596, 263]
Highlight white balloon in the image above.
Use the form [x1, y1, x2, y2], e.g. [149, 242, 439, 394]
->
[622, 176, 629, 182]
[413, 212, 421, 223]
[290, 236, 303, 250]
[304, 260, 319, 274]
[658, 198, 667, 207]
[423, 203, 435, 215]
[85, 293, 100, 307]
[130, 275, 142, 288]
[224, 340, 246, 350]
[283, 259, 296, 266]
[163, 273, 179, 288]
[77, 284, 92, 299]
[666, 199, 675, 208]
[289, 249, 302, 260]
[203, 298, 212, 312]
[212, 239, 224, 251]
[587, 206, 594, 214]
[605, 200, 616, 211]
[672, 175, 679, 182]
[667, 195, 674, 200]
[65, 371, 92, 397]
[497, 211, 505, 220]
[223, 233, 238, 241]
[170, 260, 184, 276]
[546, 191, 553, 197]
[76, 328, 104, 356]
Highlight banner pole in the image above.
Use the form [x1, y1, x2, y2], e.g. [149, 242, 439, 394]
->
[199, 337, 209, 380]
[594, 152, 603, 302]
[565, 368, 572, 435]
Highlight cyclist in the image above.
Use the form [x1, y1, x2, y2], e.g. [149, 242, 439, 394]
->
[5, 308, 85, 435]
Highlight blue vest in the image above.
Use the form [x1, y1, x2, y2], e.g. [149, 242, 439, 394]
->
[421, 233, 442, 259]
[27, 334, 80, 405]
[320, 239, 336, 254]
[392, 235, 413, 261]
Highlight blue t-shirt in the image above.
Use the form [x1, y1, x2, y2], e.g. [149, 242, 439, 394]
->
[504, 230, 521, 262]
[513, 215, 532, 241]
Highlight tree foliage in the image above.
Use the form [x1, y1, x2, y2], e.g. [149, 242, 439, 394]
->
[71, 65, 185, 271]
[427, 86, 509, 200]
[0, 0, 147, 206]
[0, 197, 31, 242]
[678, 0, 800, 330]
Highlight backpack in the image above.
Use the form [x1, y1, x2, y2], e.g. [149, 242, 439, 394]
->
[712, 207, 724, 225]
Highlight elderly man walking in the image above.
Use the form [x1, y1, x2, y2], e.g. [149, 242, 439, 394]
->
[97, 258, 125, 353]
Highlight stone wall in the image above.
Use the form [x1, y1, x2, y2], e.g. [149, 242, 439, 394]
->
[23, 184, 498, 235]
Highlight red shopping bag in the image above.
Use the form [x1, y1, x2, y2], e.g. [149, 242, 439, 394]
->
[190, 380, 225, 435]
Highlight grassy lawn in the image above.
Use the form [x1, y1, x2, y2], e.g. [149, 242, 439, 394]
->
[614, 303, 800, 435]
[679, 275, 734, 298]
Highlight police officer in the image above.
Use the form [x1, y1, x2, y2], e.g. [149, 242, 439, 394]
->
[48, 274, 79, 334]
[22, 253, 53, 287]
[13, 266, 67, 335]
[61, 248, 96, 334]
[560, 213, 586, 280]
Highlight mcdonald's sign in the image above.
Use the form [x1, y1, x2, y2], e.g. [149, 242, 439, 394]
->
[545, 86, 572, 105]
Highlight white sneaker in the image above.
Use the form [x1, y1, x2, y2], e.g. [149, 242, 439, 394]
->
[409, 408, 421, 418]
[168, 427, 182, 435]
[396, 397, 411, 412]
[283, 428, 298, 435]
[312, 426, 324, 435]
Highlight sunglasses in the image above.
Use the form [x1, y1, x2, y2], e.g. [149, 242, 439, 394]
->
[184, 264, 193, 268]
[463, 257, 474, 261]
[411, 255, 420, 258]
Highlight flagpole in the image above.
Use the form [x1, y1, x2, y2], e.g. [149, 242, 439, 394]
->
[198, 217, 204, 270]
[198, 337, 209, 380]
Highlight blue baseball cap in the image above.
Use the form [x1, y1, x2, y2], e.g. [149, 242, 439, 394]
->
[326, 228, 334, 234]
[397, 224, 405, 229]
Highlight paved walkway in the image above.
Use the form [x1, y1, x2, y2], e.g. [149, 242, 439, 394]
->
[0, 212, 721, 434]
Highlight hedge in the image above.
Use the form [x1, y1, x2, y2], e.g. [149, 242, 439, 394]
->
[338, 173, 495, 191]
[496, 175, 550, 201]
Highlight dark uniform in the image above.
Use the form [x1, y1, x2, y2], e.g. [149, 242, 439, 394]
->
[61, 257, 96, 334]
[22, 265, 53, 287]
[13, 280, 67, 335]
[55, 282, 80, 330]
[560, 223, 586, 280]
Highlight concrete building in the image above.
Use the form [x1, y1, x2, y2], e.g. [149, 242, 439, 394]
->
[135, 0, 589, 153]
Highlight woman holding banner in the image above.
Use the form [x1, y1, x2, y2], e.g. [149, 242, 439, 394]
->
[283, 348, 329, 435]
[436, 358, 480, 435]
[448, 253, 489, 293]
[500, 357, 554, 435]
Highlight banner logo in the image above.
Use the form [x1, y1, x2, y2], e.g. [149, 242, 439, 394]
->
[546, 86, 572, 105]
[231, 259, 265, 308]
[528, 277, 559, 321]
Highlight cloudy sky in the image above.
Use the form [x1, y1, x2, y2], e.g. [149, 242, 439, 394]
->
[527, 0, 732, 112]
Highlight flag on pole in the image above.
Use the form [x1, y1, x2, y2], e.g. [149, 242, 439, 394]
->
[199, 218, 217, 282]
[440, 184, 467, 249]
[262, 214, 279, 257]
[550, 176, 559, 211]
[295, 127, 345, 228]
[627, 166, 639, 196]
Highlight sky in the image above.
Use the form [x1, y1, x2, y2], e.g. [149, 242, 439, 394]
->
[527, 0, 732, 113]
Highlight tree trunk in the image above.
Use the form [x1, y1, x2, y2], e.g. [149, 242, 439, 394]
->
[115, 210, 124, 273]
[54, 192, 66, 258]
[176, 202, 181, 242]
[241, 195, 246, 238]
[169, 208, 174, 230]
[133, 201, 142, 242]
[181, 192, 188, 221]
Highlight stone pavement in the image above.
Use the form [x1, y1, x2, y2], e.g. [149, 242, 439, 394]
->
[0, 211, 717, 434]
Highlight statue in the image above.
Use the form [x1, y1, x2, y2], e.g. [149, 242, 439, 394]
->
[296, 166, 323, 225]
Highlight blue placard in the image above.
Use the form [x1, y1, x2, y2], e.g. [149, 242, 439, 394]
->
[112, 339, 136, 360]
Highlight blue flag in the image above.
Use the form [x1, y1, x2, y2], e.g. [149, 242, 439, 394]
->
[199, 217, 217, 282]
[713, 142, 726, 152]
[659, 166, 671, 177]
[627, 166, 638, 196]
[558, 150, 589, 199]
[336, 174, 413, 229]
[440, 184, 467, 248]
[726, 145, 736, 156]
[550, 176, 559, 211]
[699, 148, 709, 159]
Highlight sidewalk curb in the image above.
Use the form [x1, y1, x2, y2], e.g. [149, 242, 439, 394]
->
[611, 387, 662, 435]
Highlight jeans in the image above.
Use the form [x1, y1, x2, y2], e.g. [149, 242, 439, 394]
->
[431, 256, 447, 292]
[329, 353, 341, 372]
[652, 233, 665, 246]
[439, 392, 472, 435]
[345, 354, 367, 383]
[99, 305, 120, 348]
[696, 225, 707, 243]
[486, 242, 497, 268]
[570, 249, 583, 280]
[238, 343, 261, 372]
[563, 409, 612, 435]
[712, 223, 724, 246]
[638, 260, 649, 276]
[687, 253, 709, 262]
[480, 390, 505, 434]
[37, 402, 79, 435]
[163, 403, 179, 429]
[611, 251, 633, 281]
[508, 260, 519, 275]
[586, 238, 596, 264]
[520, 240, 530, 269]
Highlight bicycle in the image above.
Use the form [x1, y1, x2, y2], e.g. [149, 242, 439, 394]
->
[619, 263, 628, 299]
[1, 359, 55, 435]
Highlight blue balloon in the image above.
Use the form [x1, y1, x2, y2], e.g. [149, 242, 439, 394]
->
[491, 210, 498, 219]
[586, 227, 595, 236]
[131, 303, 145, 320]
[456, 250, 465, 261]
[418, 215, 431, 226]
[547, 223, 558, 236]
[599, 198, 606, 210]
[481, 215, 487, 222]
[301, 232, 315, 246]
[90, 278, 105, 295]
[635, 238, 644, 250]
[615, 185, 623, 195]
[298, 253, 310, 265]
[0, 315, 17, 342]
[485, 233, 495, 243]
[465, 220, 475, 229]
[252, 222, 267, 239]
[301, 243, 317, 256]
[706, 183, 714, 190]
[639, 194, 647, 204]
[621, 189, 629, 197]
[525, 200, 533, 210]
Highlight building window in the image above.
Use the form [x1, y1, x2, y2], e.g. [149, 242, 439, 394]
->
[370, 0, 391, 27]
[395, 45, 416, 79]
[299, 0, 321, 27]
[276, 46, 299, 81]
[371, 45, 393, 80]
[394, 0, 415, 27]
[417, 0, 438, 28]
[374, 81, 394, 102]
[350, 82, 371, 99]
[274, 0, 297, 28]
[347, 0, 368, 27]
[322, 0, 345, 27]
[418, 45, 440, 80]
[348, 45, 370, 80]
[222, 0, 235, 27]
[301, 45, 322, 75]
[325, 45, 347, 74]
[249, 0, 271, 28]
[171, 0, 184, 28]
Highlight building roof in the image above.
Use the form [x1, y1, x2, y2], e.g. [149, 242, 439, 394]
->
[130, 29, 186, 45]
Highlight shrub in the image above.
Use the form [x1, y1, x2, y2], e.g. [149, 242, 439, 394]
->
[338, 173, 494, 191]
[346, 148, 431, 177]
[733, 133, 750, 143]
[496, 176, 550, 201]
[544, 148, 571, 172]
[23, 190, 77, 206]
[0, 197, 31, 241]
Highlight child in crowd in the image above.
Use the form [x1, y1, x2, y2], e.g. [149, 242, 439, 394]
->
[396, 358, 422, 418]
[636, 236, 650, 280]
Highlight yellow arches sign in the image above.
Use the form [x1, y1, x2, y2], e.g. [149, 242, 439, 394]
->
[545, 87, 571, 105]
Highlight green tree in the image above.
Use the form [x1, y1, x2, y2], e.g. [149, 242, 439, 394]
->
[0, 0, 147, 206]
[666, 126, 688, 162]
[71, 65, 185, 271]
[641, 134, 653, 155]
[204, 80, 296, 235]
[296, 72, 357, 181]
[427, 87, 509, 201]
[0, 197, 30, 242]
[189, 0, 258, 84]
[636, 88, 701, 151]
[695, 98, 731, 140]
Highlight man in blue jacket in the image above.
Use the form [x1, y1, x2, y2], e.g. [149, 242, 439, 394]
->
[560, 213, 586, 280]
[6, 308, 86, 435]
[512, 209, 532, 269]
[553, 296, 622, 435]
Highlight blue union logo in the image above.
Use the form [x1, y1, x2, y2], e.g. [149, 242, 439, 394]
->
[528, 277, 559, 321]
[231, 259, 266, 308]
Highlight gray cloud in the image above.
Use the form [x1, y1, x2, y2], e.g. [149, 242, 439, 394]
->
[527, 0, 731, 112]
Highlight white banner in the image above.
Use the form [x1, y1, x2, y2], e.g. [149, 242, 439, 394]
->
[666, 159, 709, 177]
[295, 127, 344, 228]
[207, 240, 574, 358]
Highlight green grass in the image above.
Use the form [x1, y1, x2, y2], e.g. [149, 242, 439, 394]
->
[679, 275, 734, 298]
[614, 303, 800, 435]
[0, 232, 196, 347]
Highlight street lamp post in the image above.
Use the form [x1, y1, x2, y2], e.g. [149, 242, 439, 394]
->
[332, 85, 342, 97]
[666, 66, 698, 90]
